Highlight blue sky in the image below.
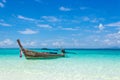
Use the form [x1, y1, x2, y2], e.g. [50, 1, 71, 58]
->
[0, 0, 120, 48]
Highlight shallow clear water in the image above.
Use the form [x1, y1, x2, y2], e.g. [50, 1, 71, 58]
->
[0, 49, 120, 80]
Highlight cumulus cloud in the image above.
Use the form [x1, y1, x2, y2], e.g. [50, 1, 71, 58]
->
[0, 2, 4, 8]
[2, 0, 6, 3]
[94, 39, 99, 42]
[0, 39, 13, 47]
[80, 7, 88, 10]
[42, 16, 59, 22]
[37, 24, 52, 29]
[35, 0, 42, 3]
[105, 21, 120, 27]
[103, 39, 112, 45]
[0, 0, 6, 8]
[72, 39, 80, 47]
[98, 23, 104, 30]
[41, 43, 48, 46]
[52, 41, 64, 47]
[0, 22, 12, 27]
[102, 31, 120, 46]
[24, 41, 37, 46]
[82, 16, 90, 21]
[84, 31, 120, 48]
[118, 31, 120, 34]
[52, 42, 60, 46]
[81, 17, 105, 23]
[91, 18, 98, 23]
[59, 6, 71, 11]
[62, 28, 78, 31]
[72, 33, 81, 36]
[17, 15, 35, 21]
[107, 31, 120, 40]
[59, 26, 79, 31]
[18, 29, 38, 34]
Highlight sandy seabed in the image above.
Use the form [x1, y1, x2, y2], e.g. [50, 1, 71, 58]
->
[0, 57, 120, 80]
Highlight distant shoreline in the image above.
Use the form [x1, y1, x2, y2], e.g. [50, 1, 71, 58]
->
[0, 48, 120, 50]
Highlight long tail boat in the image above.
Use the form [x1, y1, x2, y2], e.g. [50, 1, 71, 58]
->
[17, 39, 65, 59]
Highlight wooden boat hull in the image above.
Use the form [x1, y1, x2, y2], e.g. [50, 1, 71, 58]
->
[17, 39, 65, 59]
[23, 49, 65, 59]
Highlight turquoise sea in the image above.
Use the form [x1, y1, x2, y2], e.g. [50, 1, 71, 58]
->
[0, 48, 120, 80]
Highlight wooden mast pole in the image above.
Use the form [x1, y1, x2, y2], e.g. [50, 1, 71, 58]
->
[17, 39, 24, 51]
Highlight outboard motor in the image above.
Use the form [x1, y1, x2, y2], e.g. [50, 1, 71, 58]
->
[61, 49, 65, 53]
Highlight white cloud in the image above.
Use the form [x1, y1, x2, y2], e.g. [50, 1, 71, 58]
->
[0, 19, 4, 22]
[35, 0, 42, 3]
[82, 16, 90, 21]
[103, 39, 112, 45]
[118, 31, 120, 34]
[86, 31, 120, 47]
[105, 21, 120, 27]
[103, 31, 120, 46]
[107, 31, 120, 40]
[91, 18, 98, 23]
[98, 23, 104, 30]
[62, 28, 78, 31]
[0, 2, 4, 8]
[29, 41, 36, 46]
[72, 39, 80, 47]
[59, 6, 71, 11]
[0, 39, 13, 47]
[94, 39, 99, 42]
[2, 0, 6, 3]
[81, 17, 105, 23]
[41, 43, 48, 46]
[40, 39, 65, 47]
[17, 15, 35, 21]
[37, 24, 52, 29]
[0, 0, 6, 8]
[52, 42, 60, 46]
[59, 27, 79, 31]
[80, 7, 87, 10]
[0, 22, 12, 27]
[52, 41, 64, 47]
[42, 16, 59, 22]
[72, 33, 81, 36]
[24, 41, 36, 46]
[19, 29, 38, 34]
[90, 18, 105, 23]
